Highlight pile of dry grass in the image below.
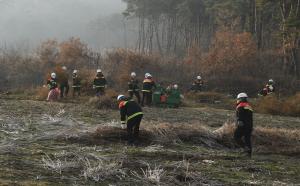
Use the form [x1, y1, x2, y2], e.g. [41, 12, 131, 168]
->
[255, 93, 300, 117]
[214, 122, 300, 155]
[144, 122, 224, 148]
[88, 89, 118, 110]
[281, 93, 300, 117]
[91, 122, 300, 155]
[34, 86, 49, 100]
[185, 91, 234, 109]
[254, 95, 282, 115]
[54, 115, 299, 156]
[185, 92, 228, 103]
[92, 122, 224, 149]
[254, 127, 300, 155]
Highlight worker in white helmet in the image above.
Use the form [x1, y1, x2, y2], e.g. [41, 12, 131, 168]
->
[266, 79, 275, 94]
[141, 73, 156, 106]
[72, 70, 81, 97]
[234, 93, 253, 157]
[117, 94, 143, 145]
[128, 72, 141, 103]
[93, 69, 107, 96]
[191, 75, 204, 92]
[59, 66, 70, 98]
[259, 79, 275, 96]
[46, 72, 59, 101]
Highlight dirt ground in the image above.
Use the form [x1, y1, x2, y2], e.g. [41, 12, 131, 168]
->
[0, 97, 299, 186]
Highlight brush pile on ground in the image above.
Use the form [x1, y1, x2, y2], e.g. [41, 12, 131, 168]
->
[212, 122, 300, 155]
[60, 121, 300, 156]
[254, 94, 300, 117]
[88, 89, 118, 109]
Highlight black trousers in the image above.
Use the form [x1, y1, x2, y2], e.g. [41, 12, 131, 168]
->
[73, 87, 81, 97]
[234, 124, 252, 154]
[142, 92, 152, 106]
[60, 84, 69, 98]
[127, 115, 143, 144]
[191, 85, 202, 92]
[95, 87, 105, 96]
[129, 91, 141, 104]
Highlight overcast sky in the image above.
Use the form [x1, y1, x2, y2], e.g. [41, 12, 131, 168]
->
[0, 0, 128, 50]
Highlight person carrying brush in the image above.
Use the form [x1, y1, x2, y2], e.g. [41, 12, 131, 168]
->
[117, 94, 143, 145]
[234, 93, 253, 157]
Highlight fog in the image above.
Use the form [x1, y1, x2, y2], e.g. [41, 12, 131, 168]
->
[0, 0, 136, 50]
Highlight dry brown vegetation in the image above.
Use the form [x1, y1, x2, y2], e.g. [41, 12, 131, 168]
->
[91, 122, 300, 156]
[215, 122, 300, 155]
[2, 31, 297, 96]
[1, 34, 299, 119]
[254, 93, 300, 117]
[88, 89, 119, 110]
[0, 98, 299, 185]
[34, 86, 50, 101]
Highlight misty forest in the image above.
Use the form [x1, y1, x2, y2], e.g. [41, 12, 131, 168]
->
[0, 0, 299, 185]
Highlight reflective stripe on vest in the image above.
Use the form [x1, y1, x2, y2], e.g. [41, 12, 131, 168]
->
[128, 89, 140, 92]
[127, 112, 143, 121]
[142, 90, 151, 92]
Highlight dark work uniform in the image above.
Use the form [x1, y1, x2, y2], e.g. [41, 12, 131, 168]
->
[128, 78, 141, 104]
[119, 100, 143, 144]
[142, 78, 156, 106]
[93, 73, 107, 96]
[234, 101, 253, 156]
[72, 74, 81, 97]
[259, 83, 275, 96]
[191, 79, 203, 92]
[266, 84, 275, 94]
[47, 78, 58, 90]
[59, 72, 69, 98]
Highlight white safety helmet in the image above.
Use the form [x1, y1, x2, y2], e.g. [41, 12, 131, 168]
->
[269, 79, 274, 83]
[62, 66, 67, 70]
[145, 73, 150, 78]
[131, 72, 136, 77]
[51, 72, 56, 79]
[73, 70, 78, 74]
[174, 84, 178, 89]
[197, 76, 202, 80]
[237, 93, 248, 99]
[117, 95, 125, 101]
[97, 69, 102, 73]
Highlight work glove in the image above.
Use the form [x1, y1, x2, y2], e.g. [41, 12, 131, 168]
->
[121, 121, 126, 129]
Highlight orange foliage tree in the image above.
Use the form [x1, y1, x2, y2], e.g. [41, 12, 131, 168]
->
[185, 31, 263, 94]
[38, 38, 91, 71]
[57, 37, 89, 69]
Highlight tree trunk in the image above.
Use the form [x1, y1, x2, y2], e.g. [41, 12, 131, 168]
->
[155, 19, 163, 55]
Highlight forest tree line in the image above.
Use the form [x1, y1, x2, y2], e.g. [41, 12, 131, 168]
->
[0, 1, 299, 95]
[123, 0, 300, 78]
